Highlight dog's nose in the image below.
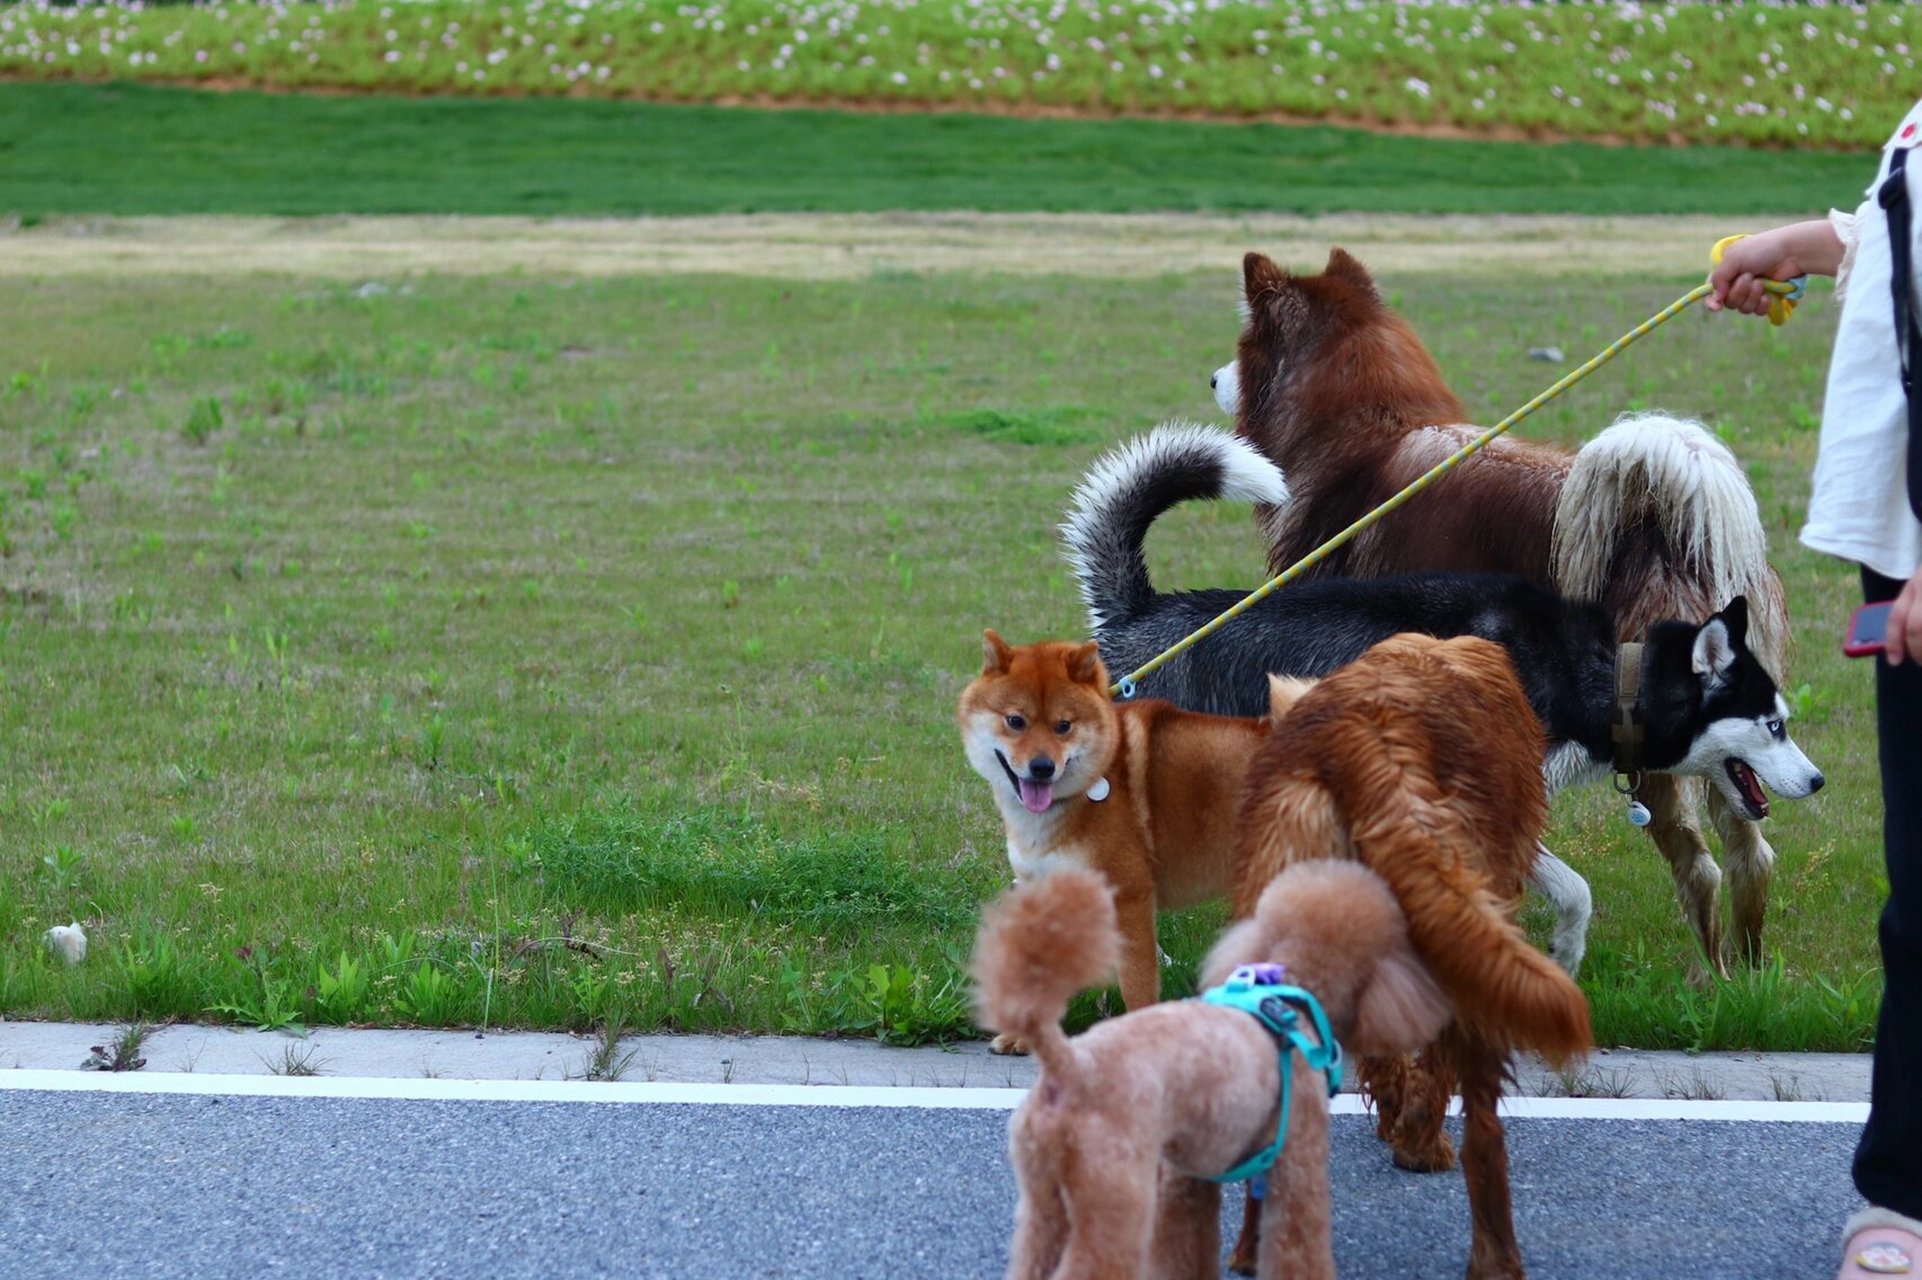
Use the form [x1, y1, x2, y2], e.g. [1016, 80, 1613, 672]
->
[1809, 772, 1825, 794]
[1028, 757, 1056, 780]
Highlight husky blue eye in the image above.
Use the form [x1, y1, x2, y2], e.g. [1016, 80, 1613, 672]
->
[1768, 719, 1784, 738]
[1005, 714, 1027, 731]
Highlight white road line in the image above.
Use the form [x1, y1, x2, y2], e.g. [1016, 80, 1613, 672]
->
[0, 1069, 1870, 1122]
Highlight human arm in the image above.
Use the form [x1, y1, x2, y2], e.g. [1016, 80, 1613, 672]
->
[1705, 219, 1848, 317]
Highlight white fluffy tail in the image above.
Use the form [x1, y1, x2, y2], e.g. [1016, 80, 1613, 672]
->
[1551, 413, 1778, 649]
[1059, 423, 1288, 631]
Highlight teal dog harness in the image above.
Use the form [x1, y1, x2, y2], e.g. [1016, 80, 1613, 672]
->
[1197, 962, 1344, 1185]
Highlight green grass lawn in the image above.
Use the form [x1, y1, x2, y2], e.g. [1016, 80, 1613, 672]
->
[0, 82, 1880, 218]
[0, 0, 1911, 147]
[0, 264, 1886, 1050]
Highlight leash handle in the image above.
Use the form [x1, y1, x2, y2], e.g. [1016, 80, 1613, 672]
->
[1711, 234, 1806, 326]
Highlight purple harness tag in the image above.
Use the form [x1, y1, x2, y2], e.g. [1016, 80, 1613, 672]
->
[1233, 962, 1288, 987]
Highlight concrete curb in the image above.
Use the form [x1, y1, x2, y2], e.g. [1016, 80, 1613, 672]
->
[0, 1020, 1872, 1102]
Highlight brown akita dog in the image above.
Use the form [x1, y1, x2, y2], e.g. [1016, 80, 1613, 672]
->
[958, 630, 1311, 1049]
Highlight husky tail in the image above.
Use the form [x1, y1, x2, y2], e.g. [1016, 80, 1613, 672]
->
[1551, 412, 1785, 669]
[1060, 423, 1289, 632]
[971, 869, 1119, 1083]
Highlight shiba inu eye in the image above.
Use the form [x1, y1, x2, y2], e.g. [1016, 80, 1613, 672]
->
[1054, 720, 1072, 735]
[1005, 714, 1027, 731]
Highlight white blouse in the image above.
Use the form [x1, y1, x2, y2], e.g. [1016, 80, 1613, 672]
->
[1804, 98, 1922, 582]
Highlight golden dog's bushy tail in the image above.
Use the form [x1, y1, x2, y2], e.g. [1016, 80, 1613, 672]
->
[971, 869, 1119, 1081]
[1346, 795, 1591, 1066]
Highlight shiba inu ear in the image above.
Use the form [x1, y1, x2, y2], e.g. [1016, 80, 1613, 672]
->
[1266, 675, 1316, 720]
[1692, 614, 1737, 688]
[1323, 246, 1377, 295]
[1069, 640, 1104, 686]
[983, 629, 1014, 675]
[1242, 252, 1288, 306]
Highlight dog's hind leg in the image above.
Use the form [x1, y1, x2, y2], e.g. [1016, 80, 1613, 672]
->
[1050, 1158, 1157, 1280]
[1149, 1168, 1221, 1280]
[1256, 1071, 1334, 1280]
[1379, 1047, 1457, 1173]
[1455, 1037, 1527, 1280]
[1529, 845, 1591, 976]
[1005, 1177, 1068, 1280]
[1706, 789, 1776, 968]
[1639, 773, 1728, 983]
[1225, 1190, 1260, 1277]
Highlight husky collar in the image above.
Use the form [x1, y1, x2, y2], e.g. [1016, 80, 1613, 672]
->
[1610, 641, 1647, 782]
[1196, 964, 1343, 1185]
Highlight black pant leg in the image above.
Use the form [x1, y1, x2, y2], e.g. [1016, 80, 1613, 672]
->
[1854, 567, 1922, 1220]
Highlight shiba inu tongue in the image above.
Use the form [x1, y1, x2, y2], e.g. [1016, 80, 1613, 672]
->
[1018, 778, 1054, 813]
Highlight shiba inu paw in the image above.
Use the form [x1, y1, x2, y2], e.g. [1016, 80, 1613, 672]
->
[989, 1032, 1032, 1056]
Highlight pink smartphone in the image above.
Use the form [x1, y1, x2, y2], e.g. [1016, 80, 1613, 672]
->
[1846, 601, 1894, 658]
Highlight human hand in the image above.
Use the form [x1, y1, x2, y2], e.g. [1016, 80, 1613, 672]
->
[1705, 220, 1842, 317]
[1886, 567, 1922, 665]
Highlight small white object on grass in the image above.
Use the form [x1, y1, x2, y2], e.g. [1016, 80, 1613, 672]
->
[45, 921, 87, 965]
[1528, 346, 1566, 363]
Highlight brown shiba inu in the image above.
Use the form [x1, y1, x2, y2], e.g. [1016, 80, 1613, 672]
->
[958, 629, 1311, 1050]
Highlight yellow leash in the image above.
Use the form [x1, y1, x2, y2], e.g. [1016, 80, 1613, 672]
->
[1110, 259, 1802, 700]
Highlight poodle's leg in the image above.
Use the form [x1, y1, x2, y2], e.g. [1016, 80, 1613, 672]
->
[1149, 1168, 1221, 1280]
[1705, 786, 1776, 968]
[1386, 1046, 1457, 1173]
[1005, 1175, 1068, 1280]
[1456, 1040, 1526, 1280]
[1050, 1161, 1157, 1280]
[1529, 844, 1592, 976]
[1638, 773, 1728, 983]
[1113, 884, 1162, 1011]
[1225, 1188, 1260, 1276]
[1255, 1081, 1334, 1280]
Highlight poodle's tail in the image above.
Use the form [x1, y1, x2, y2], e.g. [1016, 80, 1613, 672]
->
[1336, 779, 1591, 1067]
[971, 869, 1120, 1083]
[1059, 423, 1289, 633]
[1551, 412, 1785, 669]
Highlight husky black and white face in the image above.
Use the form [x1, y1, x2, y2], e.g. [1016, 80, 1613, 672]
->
[1653, 599, 1824, 820]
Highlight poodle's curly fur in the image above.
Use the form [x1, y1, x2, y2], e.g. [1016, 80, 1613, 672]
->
[973, 860, 1451, 1280]
[1226, 633, 1593, 1280]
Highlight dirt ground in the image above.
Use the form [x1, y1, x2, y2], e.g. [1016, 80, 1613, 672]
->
[0, 212, 1737, 279]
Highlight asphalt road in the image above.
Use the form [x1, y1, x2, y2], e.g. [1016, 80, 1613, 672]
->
[0, 1087, 1859, 1279]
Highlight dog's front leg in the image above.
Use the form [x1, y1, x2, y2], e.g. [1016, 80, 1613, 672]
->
[1148, 1167, 1220, 1280]
[1113, 883, 1162, 1010]
[1257, 1069, 1334, 1280]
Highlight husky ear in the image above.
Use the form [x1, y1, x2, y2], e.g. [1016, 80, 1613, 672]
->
[1349, 947, 1453, 1058]
[1716, 595, 1750, 648]
[1691, 616, 1737, 688]
[983, 629, 1014, 675]
[1243, 252, 1288, 306]
[1068, 640, 1105, 687]
[1324, 246, 1377, 295]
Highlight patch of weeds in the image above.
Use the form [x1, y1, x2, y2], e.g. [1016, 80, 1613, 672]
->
[266, 1043, 327, 1077]
[39, 842, 84, 893]
[1549, 1065, 1633, 1099]
[936, 404, 1108, 447]
[577, 1018, 640, 1082]
[535, 804, 981, 935]
[208, 947, 305, 1034]
[182, 395, 223, 444]
[124, 932, 198, 1019]
[83, 1022, 152, 1072]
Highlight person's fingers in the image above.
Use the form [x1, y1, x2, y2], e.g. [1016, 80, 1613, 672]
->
[1887, 576, 1922, 665]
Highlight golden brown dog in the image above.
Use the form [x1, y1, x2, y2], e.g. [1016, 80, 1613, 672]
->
[973, 860, 1452, 1280]
[958, 630, 1311, 1043]
[1227, 633, 1593, 1280]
